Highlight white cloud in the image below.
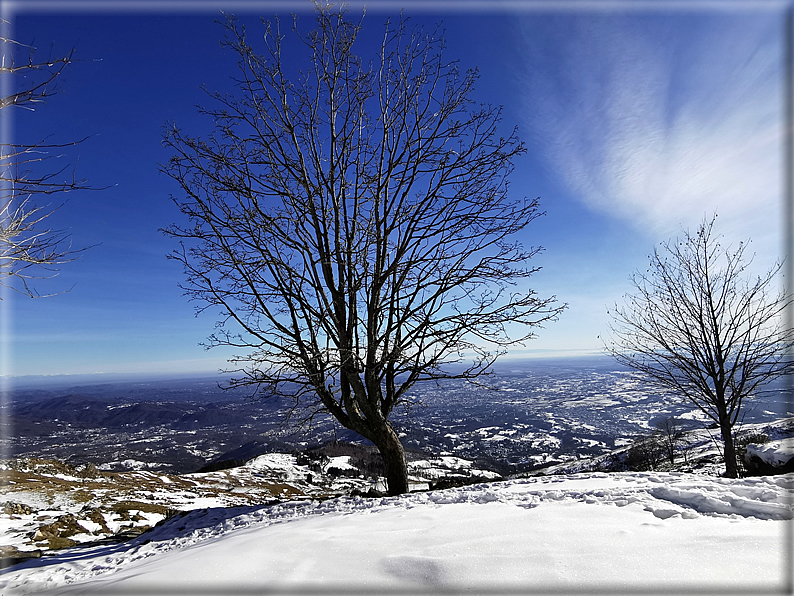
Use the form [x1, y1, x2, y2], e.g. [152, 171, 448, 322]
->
[517, 12, 784, 265]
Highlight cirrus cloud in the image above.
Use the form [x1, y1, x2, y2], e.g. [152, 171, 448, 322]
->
[516, 11, 784, 263]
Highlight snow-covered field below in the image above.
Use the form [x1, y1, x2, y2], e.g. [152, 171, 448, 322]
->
[2, 471, 791, 595]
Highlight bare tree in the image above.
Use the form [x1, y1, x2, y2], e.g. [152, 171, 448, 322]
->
[606, 215, 793, 478]
[163, 9, 564, 495]
[0, 24, 90, 297]
[654, 417, 684, 466]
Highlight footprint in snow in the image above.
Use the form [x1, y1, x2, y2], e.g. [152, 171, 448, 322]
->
[380, 555, 447, 585]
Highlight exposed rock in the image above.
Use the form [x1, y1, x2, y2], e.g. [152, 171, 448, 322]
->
[0, 546, 42, 570]
[2, 502, 33, 515]
[40, 536, 78, 550]
[32, 514, 86, 541]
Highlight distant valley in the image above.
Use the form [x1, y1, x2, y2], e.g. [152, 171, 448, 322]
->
[3, 356, 790, 476]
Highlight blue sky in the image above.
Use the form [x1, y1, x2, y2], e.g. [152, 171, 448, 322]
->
[2, 1, 788, 377]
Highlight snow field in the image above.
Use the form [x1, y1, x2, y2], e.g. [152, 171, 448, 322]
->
[2, 471, 791, 594]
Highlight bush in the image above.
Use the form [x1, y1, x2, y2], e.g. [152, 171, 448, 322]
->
[195, 458, 247, 473]
[429, 475, 494, 491]
[735, 432, 770, 477]
[623, 435, 666, 471]
[654, 417, 686, 465]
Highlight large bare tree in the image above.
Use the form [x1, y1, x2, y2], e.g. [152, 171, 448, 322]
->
[0, 24, 89, 297]
[606, 215, 793, 477]
[164, 9, 563, 495]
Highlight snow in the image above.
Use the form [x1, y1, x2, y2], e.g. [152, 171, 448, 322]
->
[407, 456, 500, 482]
[44, 474, 82, 482]
[0, 518, 34, 551]
[246, 453, 308, 482]
[1, 471, 790, 594]
[325, 455, 357, 472]
[97, 459, 158, 471]
[747, 438, 794, 467]
[75, 519, 103, 534]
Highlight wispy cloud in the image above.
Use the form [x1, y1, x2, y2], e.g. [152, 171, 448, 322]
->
[517, 12, 783, 262]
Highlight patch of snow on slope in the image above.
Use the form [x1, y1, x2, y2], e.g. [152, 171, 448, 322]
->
[747, 438, 794, 467]
[325, 456, 356, 472]
[245, 453, 308, 482]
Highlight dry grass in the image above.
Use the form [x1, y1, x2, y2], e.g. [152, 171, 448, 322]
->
[0, 457, 327, 556]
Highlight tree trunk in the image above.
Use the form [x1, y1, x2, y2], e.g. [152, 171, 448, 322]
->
[372, 424, 409, 496]
[719, 417, 738, 478]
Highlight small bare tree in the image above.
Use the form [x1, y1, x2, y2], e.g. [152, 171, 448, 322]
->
[654, 417, 684, 466]
[606, 215, 793, 477]
[163, 9, 564, 495]
[0, 25, 89, 297]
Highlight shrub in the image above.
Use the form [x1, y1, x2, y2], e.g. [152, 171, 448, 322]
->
[735, 432, 770, 477]
[624, 435, 666, 471]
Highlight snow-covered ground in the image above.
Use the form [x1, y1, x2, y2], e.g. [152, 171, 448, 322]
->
[2, 471, 791, 594]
